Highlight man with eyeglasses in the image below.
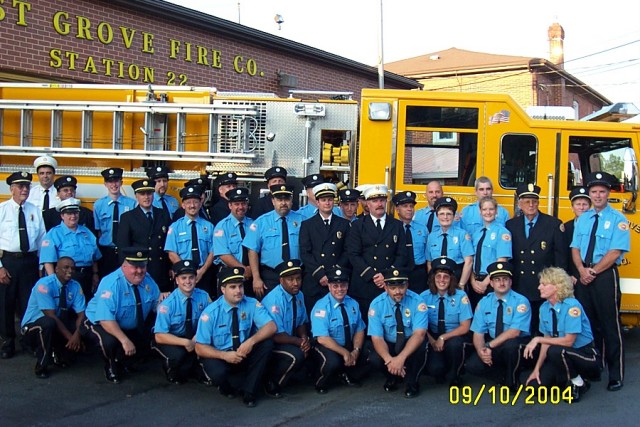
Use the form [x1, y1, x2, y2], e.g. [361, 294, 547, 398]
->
[505, 184, 567, 337]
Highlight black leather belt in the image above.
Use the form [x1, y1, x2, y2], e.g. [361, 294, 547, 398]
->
[76, 266, 94, 273]
[1, 251, 37, 258]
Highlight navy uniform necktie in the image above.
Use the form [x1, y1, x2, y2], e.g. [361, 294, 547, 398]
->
[394, 303, 405, 354]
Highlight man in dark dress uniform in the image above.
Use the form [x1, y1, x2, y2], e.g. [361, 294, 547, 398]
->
[116, 179, 172, 292]
[43, 175, 96, 234]
[505, 183, 567, 336]
[346, 184, 407, 320]
[210, 172, 238, 225]
[299, 183, 351, 314]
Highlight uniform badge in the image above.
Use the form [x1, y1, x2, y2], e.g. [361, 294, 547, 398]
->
[293, 222, 298, 227]
[569, 307, 581, 317]
[351, 307, 356, 315]
[453, 236, 458, 245]
[516, 304, 528, 313]
[417, 303, 427, 312]
[450, 299, 456, 307]
[145, 285, 150, 292]
[203, 227, 208, 233]
[240, 311, 247, 320]
[604, 221, 610, 230]
[404, 308, 411, 317]
[507, 306, 513, 315]
[541, 241, 547, 250]
[559, 223, 565, 232]
[393, 235, 398, 243]
[490, 232, 496, 240]
[461, 296, 469, 305]
[619, 222, 629, 231]
[336, 231, 343, 239]
[162, 226, 167, 233]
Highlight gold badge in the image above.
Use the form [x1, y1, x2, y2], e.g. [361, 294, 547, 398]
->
[287, 261, 293, 267]
[336, 231, 343, 239]
[404, 308, 411, 317]
[541, 241, 547, 250]
[559, 223, 565, 232]
[393, 235, 398, 243]
[240, 311, 247, 320]
[393, 270, 399, 276]
[143, 180, 148, 186]
[233, 268, 239, 274]
[528, 183, 534, 192]
[507, 306, 513, 315]
[137, 251, 143, 257]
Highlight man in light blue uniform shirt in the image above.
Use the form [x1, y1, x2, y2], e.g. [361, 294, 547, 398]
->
[243, 184, 303, 299]
[213, 187, 254, 293]
[336, 188, 360, 222]
[393, 190, 429, 293]
[459, 176, 510, 235]
[165, 186, 216, 297]
[93, 167, 137, 278]
[466, 261, 531, 390]
[148, 165, 180, 217]
[261, 259, 310, 398]
[152, 260, 211, 385]
[311, 266, 369, 394]
[368, 268, 428, 398]
[21, 257, 86, 378]
[195, 266, 276, 408]
[81, 247, 161, 384]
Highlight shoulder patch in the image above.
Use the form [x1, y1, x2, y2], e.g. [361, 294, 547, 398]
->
[619, 222, 629, 231]
[250, 223, 257, 231]
[502, 234, 511, 241]
[461, 296, 470, 305]
[214, 229, 224, 237]
[41, 240, 50, 247]
[159, 305, 169, 314]
[271, 305, 280, 314]
[100, 290, 112, 299]
[516, 303, 528, 313]
[417, 303, 427, 312]
[568, 307, 581, 317]
[465, 233, 471, 240]
[368, 308, 376, 317]
[201, 313, 209, 322]
[314, 309, 326, 318]
[38, 284, 48, 294]
[167, 227, 173, 235]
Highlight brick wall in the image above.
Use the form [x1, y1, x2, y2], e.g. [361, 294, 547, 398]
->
[0, 0, 408, 98]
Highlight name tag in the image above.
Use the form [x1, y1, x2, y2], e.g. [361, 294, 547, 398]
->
[179, 232, 187, 236]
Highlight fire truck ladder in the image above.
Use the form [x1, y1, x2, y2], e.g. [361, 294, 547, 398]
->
[0, 99, 259, 163]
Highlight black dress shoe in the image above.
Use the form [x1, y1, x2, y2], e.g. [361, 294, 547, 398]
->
[198, 377, 214, 387]
[218, 383, 236, 399]
[264, 380, 283, 398]
[449, 377, 463, 387]
[35, 364, 50, 379]
[104, 366, 121, 384]
[383, 377, 399, 392]
[404, 383, 419, 398]
[52, 352, 69, 368]
[315, 385, 328, 394]
[607, 380, 623, 392]
[0, 347, 15, 359]
[571, 380, 591, 402]
[339, 372, 361, 387]
[243, 393, 257, 408]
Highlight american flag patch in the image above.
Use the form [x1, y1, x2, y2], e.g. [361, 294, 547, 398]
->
[314, 309, 326, 318]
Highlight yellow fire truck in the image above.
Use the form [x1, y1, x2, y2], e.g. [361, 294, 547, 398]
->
[0, 84, 638, 325]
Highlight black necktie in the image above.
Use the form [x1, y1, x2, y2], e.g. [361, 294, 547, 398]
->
[238, 221, 249, 266]
[18, 205, 29, 253]
[405, 224, 415, 268]
[291, 295, 298, 336]
[59, 283, 68, 321]
[376, 218, 382, 231]
[190, 220, 201, 266]
[231, 307, 240, 351]
[527, 221, 534, 239]
[394, 302, 405, 354]
[324, 219, 330, 227]
[339, 303, 353, 351]
[146, 211, 153, 224]
[551, 308, 558, 338]
[474, 228, 487, 275]
[495, 299, 504, 337]
[427, 210, 435, 233]
[112, 201, 119, 242]
[584, 214, 599, 266]
[160, 196, 170, 215]
[441, 233, 448, 257]
[281, 217, 290, 261]
[184, 297, 193, 338]
[43, 189, 49, 212]
[438, 296, 446, 335]
[133, 285, 145, 334]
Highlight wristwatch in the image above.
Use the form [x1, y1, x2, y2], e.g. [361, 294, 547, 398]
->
[484, 341, 492, 349]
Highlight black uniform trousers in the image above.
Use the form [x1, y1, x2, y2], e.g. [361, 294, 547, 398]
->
[408, 263, 428, 294]
[369, 339, 427, 388]
[536, 343, 601, 386]
[574, 266, 624, 382]
[269, 343, 307, 386]
[196, 267, 217, 300]
[0, 252, 39, 350]
[73, 266, 95, 302]
[200, 339, 274, 395]
[426, 334, 472, 382]
[80, 316, 154, 370]
[22, 315, 79, 369]
[465, 336, 528, 388]
[151, 340, 204, 381]
[257, 266, 280, 298]
[312, 342, 372, 388]
[98, 246, 119, 279]
[466, 276, 488, 312]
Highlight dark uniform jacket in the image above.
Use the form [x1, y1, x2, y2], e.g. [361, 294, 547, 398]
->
[43, 205, 96, 235]
[210, 198, 231, 225]
[563, 219, 579, 278]
[346, 215, 407, 302]
[299, 213, 351, 298]
[506, 212, 567, 301]
[116, 206, 172, 291]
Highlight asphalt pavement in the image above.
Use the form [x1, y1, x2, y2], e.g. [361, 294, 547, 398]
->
[1, 328, 639, 426]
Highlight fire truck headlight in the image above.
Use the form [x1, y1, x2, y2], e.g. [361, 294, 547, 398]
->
[368, 102, 391, 121]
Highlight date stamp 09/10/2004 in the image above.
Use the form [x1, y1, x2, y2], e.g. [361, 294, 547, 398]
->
[450, 385, 575, 405]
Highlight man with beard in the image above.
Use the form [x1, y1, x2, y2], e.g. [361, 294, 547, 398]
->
[243, 184, 304, 299]
[148, 165, 180, 217]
